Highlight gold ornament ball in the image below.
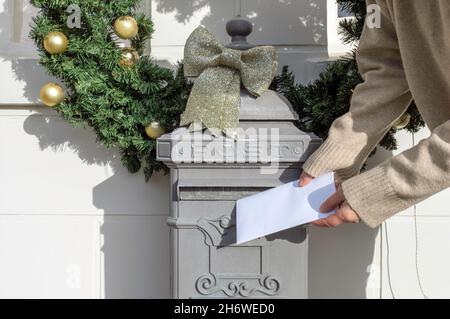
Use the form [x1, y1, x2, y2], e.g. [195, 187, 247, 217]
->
[114, 16, 139, 39]
[39, 83, 65, 107]
[119, 48, 140, 67]
[145, 122, 165, 139]
[43, 31, 68, 54]
[393, 113, 411, 129]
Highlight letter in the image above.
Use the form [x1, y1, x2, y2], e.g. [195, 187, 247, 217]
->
[366, 4, 381, 29]
[204, 139, 224, 163]
[260, 127, 280, 175]
[183, 303, 190, 313]
[66, 264, 81, 289]
[260, 304, 268, 314]
[67, 4, 82, 29]
[242, 304, 252, 313]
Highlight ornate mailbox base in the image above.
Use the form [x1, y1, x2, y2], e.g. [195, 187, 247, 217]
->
[164, 165, 310, 299]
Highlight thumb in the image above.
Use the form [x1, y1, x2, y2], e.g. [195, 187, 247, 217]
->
[299, 171, 314, 187]
[320, 188, 345, 213]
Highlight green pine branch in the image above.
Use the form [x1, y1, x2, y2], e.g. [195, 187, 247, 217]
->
[272, 0, 425, 169]
[30, 0, 191, 180]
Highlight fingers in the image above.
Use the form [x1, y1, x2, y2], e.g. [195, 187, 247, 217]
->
[337, 202, 360, 223]
[312, 215, 344, 228]
[313, 202, 360, 228]
[319, 187, 345, 213]
[298, 171, 314, 187]
[311, 219, 330, 227]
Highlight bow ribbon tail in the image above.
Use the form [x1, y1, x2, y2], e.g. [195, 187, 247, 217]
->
[180, 66, 241, 137]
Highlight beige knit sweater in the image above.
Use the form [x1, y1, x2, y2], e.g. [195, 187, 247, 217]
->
[302, 0, 450, 228]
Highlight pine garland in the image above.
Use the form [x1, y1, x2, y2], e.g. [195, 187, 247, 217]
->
[30, 0, 192, 180]
[271, 0, 425, 161]
[31, 0, 424, 180]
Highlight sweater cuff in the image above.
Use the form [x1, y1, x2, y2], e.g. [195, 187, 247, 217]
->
[341, 164, 411, 228]
[302, 139, 363, 180]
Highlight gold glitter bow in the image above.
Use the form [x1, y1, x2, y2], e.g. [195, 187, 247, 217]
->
[180, 26, 278, 136]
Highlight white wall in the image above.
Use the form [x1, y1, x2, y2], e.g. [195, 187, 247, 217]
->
[0, 0, 168, 299]
[379, 128, 450, 299]
[0, 106, 171, 298]
[151, 0, 335, 84]
[1, 0, 446, 299]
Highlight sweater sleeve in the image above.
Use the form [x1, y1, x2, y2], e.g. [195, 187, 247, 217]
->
[302, 0, 413, 182]
[342, 121, 450, 228]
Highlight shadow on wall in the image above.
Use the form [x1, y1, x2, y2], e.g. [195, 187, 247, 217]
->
[153, 0, 328, 46]
[94, 170, 171, 299]
[308, 224, 379, 299]
[22, 113, 117, 168]
[0, 0, 54, 103]
[308, 147, 392, 299]
[151, 0, 330, 84]
[22, 110, 171, 298]
[0, 0, 171, 298]
[9, 58, 53, 103]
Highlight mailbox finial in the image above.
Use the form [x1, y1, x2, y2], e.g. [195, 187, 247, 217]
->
[226, 3, 254, 51]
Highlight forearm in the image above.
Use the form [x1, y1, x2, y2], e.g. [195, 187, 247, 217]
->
[343, 121, 450, 227]
[303, 0, 412, 181]
[303, 89, 412, 181]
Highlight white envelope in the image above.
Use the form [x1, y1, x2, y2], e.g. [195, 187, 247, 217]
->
[236, 172, 336, 244]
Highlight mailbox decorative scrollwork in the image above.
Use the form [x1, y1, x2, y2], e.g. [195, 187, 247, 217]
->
[196, 273, 280, 297]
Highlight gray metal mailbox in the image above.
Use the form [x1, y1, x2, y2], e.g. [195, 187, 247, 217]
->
[157, 88, 321, 298]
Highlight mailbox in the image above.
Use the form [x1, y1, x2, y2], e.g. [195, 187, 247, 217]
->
[157, 14, 322, 299]
[157, 88, 321, 298]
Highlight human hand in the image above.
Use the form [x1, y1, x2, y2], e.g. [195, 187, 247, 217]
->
[298, 170, 360, 227]
[312, 185, 360, 227]
[298, 170, 314, 187]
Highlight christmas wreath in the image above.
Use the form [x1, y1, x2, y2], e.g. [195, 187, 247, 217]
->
[30, 0, 192, 180]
